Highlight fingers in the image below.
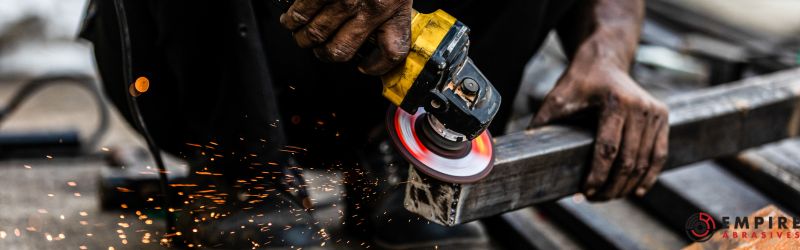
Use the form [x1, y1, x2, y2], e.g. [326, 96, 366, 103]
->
[280, 0, 330, 30]
[636, 114, 669, 196]
[622, 103, 666, 196]
[584, 104, 625, 199]
[600, 107, 645, 199]
[280, 0, 413, 69]
[312, 13, 379, 62]
[357, 8, 411, 75]
[293, 0, 359, 48]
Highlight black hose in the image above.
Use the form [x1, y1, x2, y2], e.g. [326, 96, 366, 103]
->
[111, 0, 176, 238]
[0, 74, 110, 153]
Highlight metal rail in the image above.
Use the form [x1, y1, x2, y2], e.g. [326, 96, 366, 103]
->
[404, 68, 800, 226]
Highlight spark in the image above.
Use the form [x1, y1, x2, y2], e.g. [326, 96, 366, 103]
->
[134, 76, 150, 93]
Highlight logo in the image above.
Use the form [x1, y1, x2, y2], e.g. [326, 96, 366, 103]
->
[685, 212, 716, 242]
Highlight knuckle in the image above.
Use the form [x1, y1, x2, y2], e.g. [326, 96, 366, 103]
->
[552, 95, 566, 106]
[326, 43, 356, 62]
[651, 102, 667, 114]
[658, 105, 670, 119]
[365, 0, 406, 16]
[632, 165, 647, 176]
[339, 0, 361, 12]
[370, 0, 391, 11]
[382, 43, 409, 64]
[290, 10, 310, 24]
[654, 151, 668, 165]
[656, 102, 669, 112]
[304, 26, 327, 44]
[651, 112, 664, 124]
[596, 141, 618, 159]
[604, 91, 620, 109]
[626, 97, 646, 109]
[618, 159, 635, 175]
[641, 102, 655, 117]
[385, 50, 407, 64]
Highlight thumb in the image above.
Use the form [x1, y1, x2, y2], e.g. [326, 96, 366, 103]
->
[529, 88, 585, 128]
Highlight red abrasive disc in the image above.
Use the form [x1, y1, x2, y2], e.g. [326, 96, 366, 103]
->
[386, 107, 494, 183]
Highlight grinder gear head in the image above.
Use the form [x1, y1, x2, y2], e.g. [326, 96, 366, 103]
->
[387, 107, 494, 183]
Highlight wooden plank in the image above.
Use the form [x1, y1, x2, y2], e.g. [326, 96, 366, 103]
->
[637, 161, 776, 230]
[723, 138, 800, 214]
[539, 196, 686, 250]
[405, 68, 800, 226]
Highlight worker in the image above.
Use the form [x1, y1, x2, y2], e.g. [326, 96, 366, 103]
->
[80, 0, 668, 248]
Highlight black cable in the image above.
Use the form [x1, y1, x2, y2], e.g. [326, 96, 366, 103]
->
[111, 0, 176, 239]
[0, 74, 110, 153]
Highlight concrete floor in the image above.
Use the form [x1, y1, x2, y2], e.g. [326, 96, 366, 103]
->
[0, 79, 406, 249]
[0, 79, 163, 249]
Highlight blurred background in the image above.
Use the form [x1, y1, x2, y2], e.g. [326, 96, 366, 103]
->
[0, 0, 799, 249]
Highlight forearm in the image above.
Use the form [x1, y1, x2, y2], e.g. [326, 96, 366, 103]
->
[557, 0, 644, 72]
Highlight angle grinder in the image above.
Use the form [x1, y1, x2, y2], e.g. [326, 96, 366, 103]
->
[382, 10, 500, 183]
[276, 2, 501, 183]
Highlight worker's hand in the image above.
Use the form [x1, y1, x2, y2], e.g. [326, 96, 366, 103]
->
[280, 0, 412, 75]
[530, 65, 669, 201]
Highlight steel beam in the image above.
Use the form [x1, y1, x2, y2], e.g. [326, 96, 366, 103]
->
[404, 68, 800, 226]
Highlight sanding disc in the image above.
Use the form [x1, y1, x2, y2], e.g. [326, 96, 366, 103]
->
[387, 107, 494, 183]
